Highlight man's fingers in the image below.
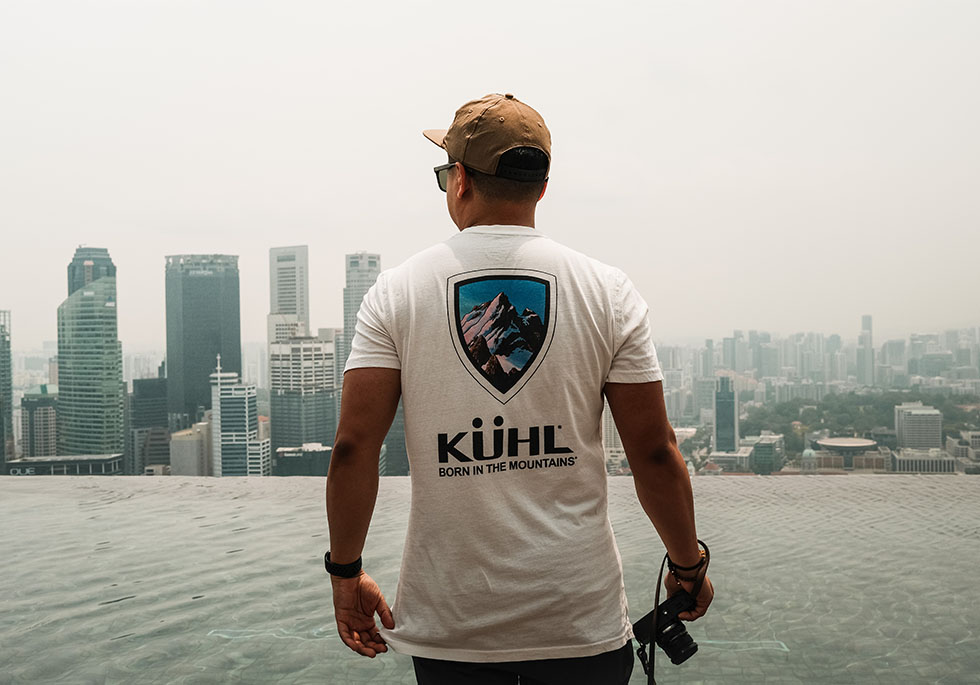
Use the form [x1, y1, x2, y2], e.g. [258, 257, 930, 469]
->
[363, 625, 388, 650]
[338, 622, 384, 658]
[376, 596, 395, 629]
[337, 623, 364, 653]
[352, 629, 383, 657]
[337, 625, 360, 654]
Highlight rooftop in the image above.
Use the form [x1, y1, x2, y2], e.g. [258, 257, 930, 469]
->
[24, 384, 58, 396]
[815, 437, 877, 449]
[6, 453, 122, 463]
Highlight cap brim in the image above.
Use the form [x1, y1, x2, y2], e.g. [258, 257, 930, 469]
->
[422, 129, 448, 148]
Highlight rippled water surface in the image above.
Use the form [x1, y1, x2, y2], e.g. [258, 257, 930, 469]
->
[1, 476, 979, 684]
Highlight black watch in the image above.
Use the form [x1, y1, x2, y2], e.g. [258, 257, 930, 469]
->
[324, 551, 362, 578]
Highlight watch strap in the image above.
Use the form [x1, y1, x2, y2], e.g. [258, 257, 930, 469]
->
[324, 551, 362, 578]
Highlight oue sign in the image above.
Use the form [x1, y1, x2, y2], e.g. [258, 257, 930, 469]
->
[8, 467, 37, 476]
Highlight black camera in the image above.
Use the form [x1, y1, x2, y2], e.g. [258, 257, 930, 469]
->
[633, 542, 709, 677]
[653, 589, 698, 665]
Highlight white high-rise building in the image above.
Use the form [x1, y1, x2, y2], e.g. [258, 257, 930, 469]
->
[269, 336, 336, 452]
[268, 246, 311, 395]
[267, 314, 307, 345]
[895, 402, 943, 450]
[269, 246, 310, 332]
[210, 357, 270, 476]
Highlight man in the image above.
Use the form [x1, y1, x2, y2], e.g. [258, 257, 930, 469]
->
[326, 93, 713, 685]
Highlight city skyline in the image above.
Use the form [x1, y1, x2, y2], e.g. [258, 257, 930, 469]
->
[3, 248, 976, 475]
[3, 243, 979, 354]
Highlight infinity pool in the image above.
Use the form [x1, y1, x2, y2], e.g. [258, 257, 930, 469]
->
[1, 475, 977, 684]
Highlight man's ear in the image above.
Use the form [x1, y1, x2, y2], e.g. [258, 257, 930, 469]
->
[538, 180, 548, 202]
[454, 162, 469, 200]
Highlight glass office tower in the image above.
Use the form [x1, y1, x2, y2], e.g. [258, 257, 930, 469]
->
[57, 248, 125, 456]
[713, 376, 739, 453]
[165, 255, 242, 428]
[0, 311, 11, 464]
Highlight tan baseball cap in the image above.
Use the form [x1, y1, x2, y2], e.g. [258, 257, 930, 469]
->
[423, 93, 551, 181]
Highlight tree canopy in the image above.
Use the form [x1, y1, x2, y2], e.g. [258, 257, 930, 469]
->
[740, 391, 980, 456]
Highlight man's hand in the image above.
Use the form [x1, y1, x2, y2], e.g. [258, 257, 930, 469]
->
[665, 571, 714, 622]
[331, 571, 395, 657]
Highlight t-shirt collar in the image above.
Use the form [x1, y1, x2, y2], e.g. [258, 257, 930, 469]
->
[457, 224, 541, 237]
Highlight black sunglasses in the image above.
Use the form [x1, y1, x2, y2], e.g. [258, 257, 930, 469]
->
[433, 162, 456, 192]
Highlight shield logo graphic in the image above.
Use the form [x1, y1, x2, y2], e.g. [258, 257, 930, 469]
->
[448, 269, 558, 403]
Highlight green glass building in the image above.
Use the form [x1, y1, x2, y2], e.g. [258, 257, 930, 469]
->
[0, 311, 12, 465]
[713, 376, 739, 453]
[166, 255, 241, 428]
[57, 248, 125, 456]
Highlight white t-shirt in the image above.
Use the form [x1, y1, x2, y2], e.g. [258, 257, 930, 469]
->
[345, 224, 663, 662]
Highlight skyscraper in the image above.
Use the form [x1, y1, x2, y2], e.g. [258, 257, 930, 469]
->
[166, 255, 241, 428]
[722, 337, 736, 370]
[694, 378, 716, 424]
[337, 252, 381, 385]
[0, 311, 12, 461]
[895, 402, 943, 449]
[857, 315, 874, 386]
[269, 336, 336, 452]
[210, 358, 270, 476]
[21, 385, 58, 458]
[57, 247, 125, 456]
[267, 315, 306, 345]
[759, 344, 780, 378]
[713, 376, 739, 453]
[335, 252, 408, 474]
[127, 375, 170, 475]
[700, 339, 714, 379]
[67, 247, 115, 299]
[267, 246, 337, 454]
[269, 246, 310, 333]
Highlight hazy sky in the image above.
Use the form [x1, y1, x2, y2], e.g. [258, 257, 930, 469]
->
[2, 0, 978, 351]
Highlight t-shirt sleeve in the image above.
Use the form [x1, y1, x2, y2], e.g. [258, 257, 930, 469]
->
[605, 272, 664, 384]
[345, 274, 401, 372]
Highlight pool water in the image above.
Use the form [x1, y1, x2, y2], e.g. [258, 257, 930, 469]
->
[1, 475, 978, 684]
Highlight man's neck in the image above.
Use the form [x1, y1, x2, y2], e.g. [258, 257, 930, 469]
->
[457, 207, 536, 231]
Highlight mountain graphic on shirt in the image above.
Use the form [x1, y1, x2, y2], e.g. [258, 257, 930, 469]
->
[459, 292, 545, 392]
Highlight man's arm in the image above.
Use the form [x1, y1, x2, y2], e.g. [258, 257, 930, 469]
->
[604, 380, 713, 621]
[326, 367, 401, 656]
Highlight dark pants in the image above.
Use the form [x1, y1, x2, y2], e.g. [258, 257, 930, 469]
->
[412, 641, 634, 685]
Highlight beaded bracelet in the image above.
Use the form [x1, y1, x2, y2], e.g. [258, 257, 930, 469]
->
[666, 547, 707, 575]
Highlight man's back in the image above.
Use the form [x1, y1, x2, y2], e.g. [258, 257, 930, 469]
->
[347, 223, 664, 661]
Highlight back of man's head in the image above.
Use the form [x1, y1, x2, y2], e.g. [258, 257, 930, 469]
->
[465, 146, 549, 204]
[424, 93, 551, 205]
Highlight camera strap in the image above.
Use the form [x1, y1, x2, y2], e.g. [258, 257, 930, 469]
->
[632, 540, 710, 685]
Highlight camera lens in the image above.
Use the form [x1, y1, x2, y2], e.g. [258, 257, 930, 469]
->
[657, 620, 699, 665]
[664, 623, 698, 665]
